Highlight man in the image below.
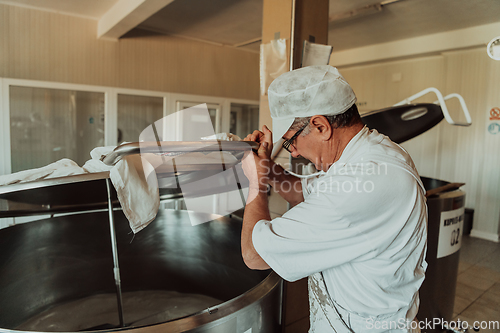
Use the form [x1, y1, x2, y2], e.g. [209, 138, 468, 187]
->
[241, 65, 427, 332]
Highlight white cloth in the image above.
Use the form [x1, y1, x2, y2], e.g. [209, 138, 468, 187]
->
[0, 159, 85, 186]
[81, 159, 113, 173]
[89, 145, 117, 161]
[109, 154, 159, 234]
[260, 38, 288, 96]
[0, 146, 160, 234]
[252, 127, 428, 332]
[201, 133, 242, 141]
[81, 145, 117, 173]
[85, 146, 160, 234]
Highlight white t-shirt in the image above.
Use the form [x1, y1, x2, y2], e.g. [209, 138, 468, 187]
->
[253, 127, 428, 323]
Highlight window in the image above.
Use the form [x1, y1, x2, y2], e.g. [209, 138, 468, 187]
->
[177, 101, 221, 134]
[230, 103, 259, 139]
[9, 86, 104, 172]
[0, 78, 258, 175]
[117, 94, 163, 143]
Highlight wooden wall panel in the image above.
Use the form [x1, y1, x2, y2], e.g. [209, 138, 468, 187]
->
[341, 56, 446, 178]
[483, 53, 500, 236]
[0, 4, 259, 100]
[434, 48, 499, 237]
[0, 5, 118, 87]
[340, 51, 500, 239]
[467, 49, 500, 236]
[439, 50, 489, 222]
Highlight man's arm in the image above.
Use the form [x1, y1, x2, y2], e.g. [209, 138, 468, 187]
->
[240, 126, 304, 270]
[240, 130, 276, 271]
[241, 185, 271, 270]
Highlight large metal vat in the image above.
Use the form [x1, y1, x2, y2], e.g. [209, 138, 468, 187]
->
[418, 177, 465, 333]
[0, 209, 282, 332]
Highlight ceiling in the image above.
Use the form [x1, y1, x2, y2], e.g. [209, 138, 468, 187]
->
[138, 0, 263, 49]
[0, 0, 117, 19]
[328, 0, 500, 51]
[2, 0, 499, 53]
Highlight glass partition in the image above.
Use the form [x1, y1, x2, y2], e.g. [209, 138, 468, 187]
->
[230, 104, 259, 139]
[4, 81, 258, 175]
[177, 101, 221, 133]
[9, 86, 104, 172]
[117, 94, 163, 143]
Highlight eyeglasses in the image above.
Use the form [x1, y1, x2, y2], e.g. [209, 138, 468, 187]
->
[282, 123, 308, 153]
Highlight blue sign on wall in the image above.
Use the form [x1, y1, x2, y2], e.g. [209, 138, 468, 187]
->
[488, 122, 500, 135]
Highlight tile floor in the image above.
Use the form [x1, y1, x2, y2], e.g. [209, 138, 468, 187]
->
[453, 235, 500, 333]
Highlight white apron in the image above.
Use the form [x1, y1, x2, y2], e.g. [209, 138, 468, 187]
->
[308, 272, 421, 333]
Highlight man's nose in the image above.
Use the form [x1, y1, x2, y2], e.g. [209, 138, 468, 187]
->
[291, 150, 300, 158]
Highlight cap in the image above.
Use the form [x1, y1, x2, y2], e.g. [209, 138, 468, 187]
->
[268, 65, 357, 143]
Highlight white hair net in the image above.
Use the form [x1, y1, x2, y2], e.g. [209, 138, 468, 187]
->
[268, 65, 357, 143]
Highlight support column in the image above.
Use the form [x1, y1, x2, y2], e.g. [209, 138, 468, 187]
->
[259, 1, 329, 332]
[260, 0, 329, 131]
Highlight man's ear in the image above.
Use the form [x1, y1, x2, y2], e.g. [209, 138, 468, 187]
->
[310, 115, 333, 140]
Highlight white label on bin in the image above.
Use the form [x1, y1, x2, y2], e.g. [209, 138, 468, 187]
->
[437, 207, 464, 258]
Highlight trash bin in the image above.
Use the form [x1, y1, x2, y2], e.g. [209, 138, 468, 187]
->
[417, 177, 466, 333]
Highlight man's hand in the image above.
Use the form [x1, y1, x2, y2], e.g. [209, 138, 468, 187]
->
[244, 125, 273, 160]
[242, 125, 304, 206]
[242, 126, 273, 192]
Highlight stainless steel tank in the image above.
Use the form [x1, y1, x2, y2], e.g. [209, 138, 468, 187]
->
[0, 209, 282, 332]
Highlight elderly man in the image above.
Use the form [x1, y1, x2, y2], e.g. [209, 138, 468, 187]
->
[241, 65, 427, 332]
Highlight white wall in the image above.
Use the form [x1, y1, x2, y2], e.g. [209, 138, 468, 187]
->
[338, 48, 500, 242]
[0, 4, 260, 101]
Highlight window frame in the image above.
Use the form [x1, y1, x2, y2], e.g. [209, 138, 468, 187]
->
[0, 78, 258, 175]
